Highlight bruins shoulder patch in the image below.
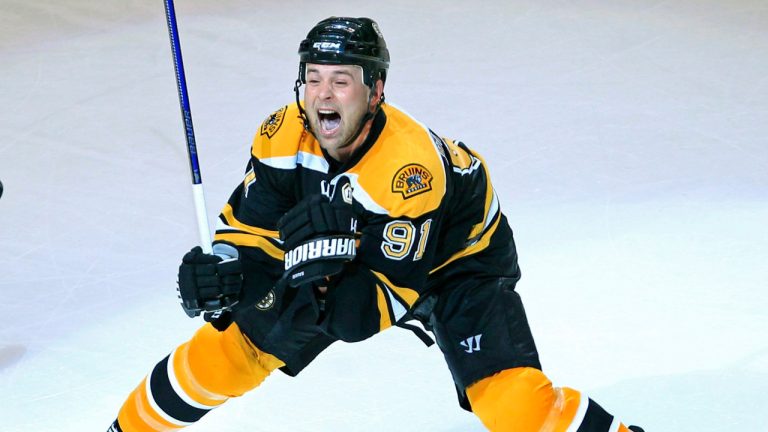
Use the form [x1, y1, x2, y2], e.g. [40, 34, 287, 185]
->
[260, 106, 287, 138]
[392, 164, 433, 199]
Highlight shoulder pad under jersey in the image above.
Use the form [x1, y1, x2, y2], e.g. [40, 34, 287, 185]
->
[344, 104, 447, 219]
[251, 104, 320, 164]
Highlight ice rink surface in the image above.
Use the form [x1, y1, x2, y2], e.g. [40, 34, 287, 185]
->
[1, 1, 767, 430]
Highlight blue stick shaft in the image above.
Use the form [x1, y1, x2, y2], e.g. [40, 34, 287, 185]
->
[164, 0, 212, 253]
[164, 0, 202, 185]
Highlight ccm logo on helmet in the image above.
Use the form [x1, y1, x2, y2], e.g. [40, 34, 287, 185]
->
[284, 237, 356, 271]
[313, 42, 341, 50]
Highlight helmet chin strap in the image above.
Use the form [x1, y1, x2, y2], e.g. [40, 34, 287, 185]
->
[294, 78, 312, 132]
[294, 76, 385, 155]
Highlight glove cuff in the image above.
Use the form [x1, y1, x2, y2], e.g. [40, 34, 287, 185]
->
[212, 242, 239, 261]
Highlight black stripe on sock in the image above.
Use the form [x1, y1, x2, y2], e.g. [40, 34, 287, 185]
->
[576, 398, 615, 432]
[148, 355, 211, 423]
[107, 420, 123, 432]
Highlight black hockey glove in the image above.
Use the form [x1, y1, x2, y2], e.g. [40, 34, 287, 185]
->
[177, 244, 242, 323]
[277, 177, 357, 287]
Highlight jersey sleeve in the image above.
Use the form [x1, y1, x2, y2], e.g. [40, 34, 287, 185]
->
[213, 108, 296, 298]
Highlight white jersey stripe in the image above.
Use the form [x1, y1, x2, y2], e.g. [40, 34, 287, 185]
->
[452, 155, 482, 175]
[384, 285, 407, 321]
[332, 173, 389, 215]
[167, 348, 222, 411]
[144, 368, 192, 427]
[216, 218, 234, 232]
[608, 417, 622, 432]
[260, 151, 329, 173]
[565, 393, 590, 432]
[259, 155, 295, 170]
[297, 151, 330, 173]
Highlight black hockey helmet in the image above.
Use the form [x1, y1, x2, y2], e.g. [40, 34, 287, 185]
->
[297, 17, 389, 88]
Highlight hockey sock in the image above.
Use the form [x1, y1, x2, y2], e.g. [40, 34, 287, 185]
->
[114, 322, 284, 431]
[466, 367, 632, 432]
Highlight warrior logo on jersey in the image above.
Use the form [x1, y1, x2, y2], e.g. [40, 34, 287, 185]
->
[392, 164, 433, 199]
[260, 106, 287, 138]
[255, 289, 276, 311]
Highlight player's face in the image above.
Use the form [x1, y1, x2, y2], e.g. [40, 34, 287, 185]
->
[304, 64, 378, 161]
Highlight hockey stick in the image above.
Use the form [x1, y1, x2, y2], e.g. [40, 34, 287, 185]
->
[164, 0, 213, 254]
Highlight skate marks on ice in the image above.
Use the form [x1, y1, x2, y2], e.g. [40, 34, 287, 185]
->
[0, 345, 26, 371]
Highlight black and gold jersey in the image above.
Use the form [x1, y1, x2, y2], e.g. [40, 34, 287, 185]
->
[214, 102, 520, 342]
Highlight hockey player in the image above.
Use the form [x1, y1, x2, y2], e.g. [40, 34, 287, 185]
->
[109, 17, 643, 432]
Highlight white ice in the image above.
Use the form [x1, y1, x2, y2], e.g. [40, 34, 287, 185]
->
[1, 1, 766, 431]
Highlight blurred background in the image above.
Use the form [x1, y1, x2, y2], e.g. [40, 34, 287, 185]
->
[1, 1, 766, 430]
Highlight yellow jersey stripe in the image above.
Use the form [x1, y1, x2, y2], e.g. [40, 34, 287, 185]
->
[467, 151, 496, 240]
[213, 232, 283, 260]
[371, 270, 419, 307]
[219, 204, 280, 238]
[375, 284, 394, 331]
[430, 214, 502, 275]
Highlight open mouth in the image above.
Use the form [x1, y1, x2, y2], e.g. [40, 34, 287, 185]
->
[317, 109, 341, 134]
